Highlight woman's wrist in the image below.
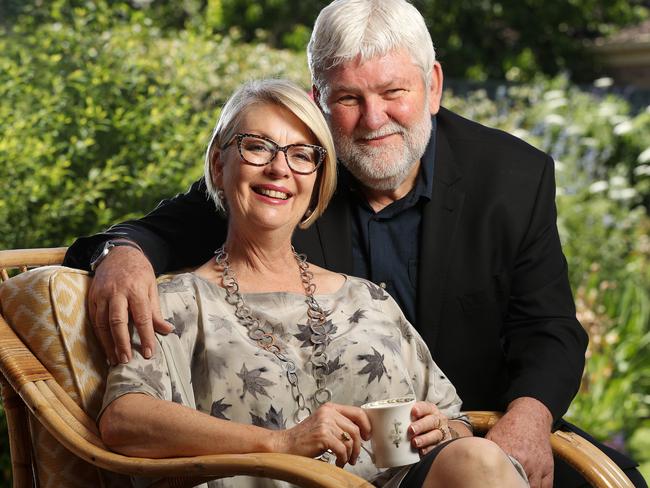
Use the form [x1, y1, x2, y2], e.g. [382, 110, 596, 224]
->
[266, 428, 288, 454]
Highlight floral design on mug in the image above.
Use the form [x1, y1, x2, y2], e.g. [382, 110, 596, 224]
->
[390, 420, 403, 448]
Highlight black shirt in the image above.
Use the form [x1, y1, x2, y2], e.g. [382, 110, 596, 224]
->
[350, 117, 436, 324]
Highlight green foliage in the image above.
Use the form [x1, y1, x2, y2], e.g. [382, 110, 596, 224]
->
[2, 0, 647, 82]
[0, 5, 309, 251]
[415, 0, 649, 82]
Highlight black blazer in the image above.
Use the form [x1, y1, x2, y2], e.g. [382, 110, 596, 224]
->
[65, 107, 588, 422]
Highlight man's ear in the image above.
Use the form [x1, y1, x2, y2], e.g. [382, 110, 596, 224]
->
[312, 84, 324, 113]
[428, 62, 444, 115]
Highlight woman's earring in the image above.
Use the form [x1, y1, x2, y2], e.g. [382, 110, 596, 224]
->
[300, 208, 313, 226]
[217, 188, 225, 201]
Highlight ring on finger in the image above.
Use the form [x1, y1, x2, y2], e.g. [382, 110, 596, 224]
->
[341, 431, 351, 442]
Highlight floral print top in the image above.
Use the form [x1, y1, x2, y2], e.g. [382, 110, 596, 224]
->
[101, 273, 464, 487]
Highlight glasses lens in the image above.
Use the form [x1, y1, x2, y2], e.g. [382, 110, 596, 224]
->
[287, 145, 320, 173]
[240, 136, 275, 165]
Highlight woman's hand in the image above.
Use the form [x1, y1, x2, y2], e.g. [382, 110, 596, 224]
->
[408, 401, 454, 456]
[273, 403, 371, 468]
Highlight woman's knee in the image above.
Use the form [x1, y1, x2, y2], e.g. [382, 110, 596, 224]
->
[452, 437, 508, 462]
[432, 437, 518, 481]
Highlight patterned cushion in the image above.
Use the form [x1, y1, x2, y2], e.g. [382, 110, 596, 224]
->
[0, 266, 129, 487]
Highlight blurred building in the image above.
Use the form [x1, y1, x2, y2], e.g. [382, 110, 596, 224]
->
[591, 19, 650, 88]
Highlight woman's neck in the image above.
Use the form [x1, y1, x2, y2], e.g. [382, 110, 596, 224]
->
[220, 229, 304, 293]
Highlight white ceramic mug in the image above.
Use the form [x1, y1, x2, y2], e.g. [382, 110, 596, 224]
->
[361, 396, 420, 468]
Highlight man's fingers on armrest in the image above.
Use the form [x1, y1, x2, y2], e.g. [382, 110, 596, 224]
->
[108, 294, 132, 363]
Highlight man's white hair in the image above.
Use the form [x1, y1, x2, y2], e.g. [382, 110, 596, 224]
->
[307, 0, 436, 99]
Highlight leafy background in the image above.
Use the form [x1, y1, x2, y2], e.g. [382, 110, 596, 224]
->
[0, 0, 649, 485]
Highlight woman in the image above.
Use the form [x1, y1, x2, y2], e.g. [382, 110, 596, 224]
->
[99, 79, 528, 488]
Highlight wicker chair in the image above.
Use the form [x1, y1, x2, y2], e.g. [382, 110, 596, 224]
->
[0, 248, 634, 488]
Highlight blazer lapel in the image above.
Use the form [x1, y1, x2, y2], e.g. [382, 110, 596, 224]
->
[417, 125, 465, 349]
[315, 185, 354, 273]
[295, 165, 354, 274]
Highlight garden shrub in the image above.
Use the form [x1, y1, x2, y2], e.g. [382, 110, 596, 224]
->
[0, 10, 309, 250]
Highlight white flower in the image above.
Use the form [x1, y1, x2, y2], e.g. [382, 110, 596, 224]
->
[566, 125, 583, 136]
[589, 181, 609, 193]
[613, 120, 633, 135]
[638, 147, 650, 164]
[634, 164, 650, 177]
[544, 90, 565, 101]
[546, 98, 567, 111]
[511, 128, 530, 140]
[554, 160, 565, 171]
[544, 114, 565, 126]
[598, 103, 619, 118]
[610, 175, 627, 187]
[594, 77, 614, 88]
[581, 137, 598, 147]
[610, 188, 637, 200]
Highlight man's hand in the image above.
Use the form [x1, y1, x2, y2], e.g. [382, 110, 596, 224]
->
[486, 397, 554, 488]
[87, 245, 174, 365]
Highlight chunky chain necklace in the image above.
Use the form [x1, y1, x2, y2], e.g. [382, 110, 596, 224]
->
[214, 246, 334, 424]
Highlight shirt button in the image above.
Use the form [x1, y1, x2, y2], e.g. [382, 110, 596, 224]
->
[379, 282, 387, 289]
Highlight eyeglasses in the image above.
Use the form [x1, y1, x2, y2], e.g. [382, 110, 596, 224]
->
[224, 133, 326, 175]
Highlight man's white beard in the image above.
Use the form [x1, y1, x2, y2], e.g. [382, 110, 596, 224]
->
[332, 105, 432, 191]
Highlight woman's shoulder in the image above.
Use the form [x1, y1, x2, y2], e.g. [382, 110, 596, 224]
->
[308, 263, 347, 294]
[157, 272, 199, 294]
[340, 275, 395, 303]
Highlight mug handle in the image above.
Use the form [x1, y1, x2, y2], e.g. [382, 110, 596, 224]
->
[361, 444, 375, 463]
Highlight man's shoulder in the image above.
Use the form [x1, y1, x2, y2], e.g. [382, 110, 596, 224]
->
[437, 106, 549, 162]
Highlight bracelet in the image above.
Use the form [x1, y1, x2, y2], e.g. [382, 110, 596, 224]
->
[89, 240, 143, 273]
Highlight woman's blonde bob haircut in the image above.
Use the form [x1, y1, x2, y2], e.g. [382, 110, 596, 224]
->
[204, 79, 337, 229]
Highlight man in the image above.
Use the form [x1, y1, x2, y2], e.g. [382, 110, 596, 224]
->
[64, 0, 644, 486]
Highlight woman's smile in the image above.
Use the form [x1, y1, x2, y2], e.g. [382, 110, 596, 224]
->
[251, 184, 293, 202]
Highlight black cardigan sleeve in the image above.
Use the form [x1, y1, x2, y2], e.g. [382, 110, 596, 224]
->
[501, 157, 588, 422]
[63, 178, 227, 274]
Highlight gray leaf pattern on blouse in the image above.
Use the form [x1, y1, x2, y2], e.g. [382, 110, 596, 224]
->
[379, 333, 401, 356]
[363, 282, 389, 301]
[158, 280, 190, 294]
[171, 382, 183, 404]
[136, 362, 166, 396]
[293, 319, 337, 349]
[209, 353, 228, 378]
[398, 317, 413, 342]
[208, 314, 233, 333]
[237, 364, 276, 400]
[357, 347, 391, 384]
[326, 356, 345, 376]
[348, 308, 367, 324]
[250, 405, 287, 430]
[167, 310, 188, 338]
[416, 340, 429, 363]
[210, 398, 232, 420]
